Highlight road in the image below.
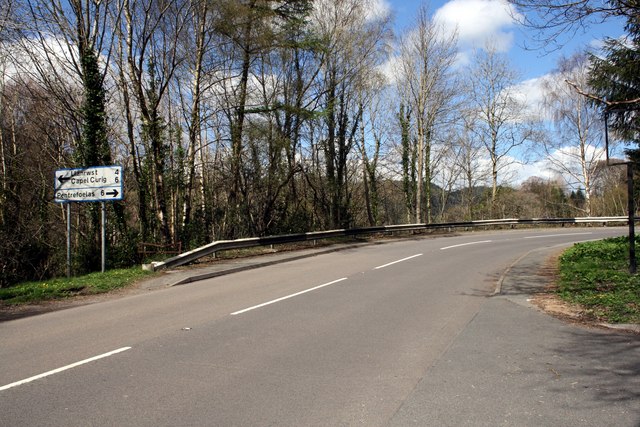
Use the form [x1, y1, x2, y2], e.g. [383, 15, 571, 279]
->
[1, 228, 638, 426]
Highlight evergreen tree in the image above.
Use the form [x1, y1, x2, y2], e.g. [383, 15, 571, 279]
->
[588, 3, 640, 151]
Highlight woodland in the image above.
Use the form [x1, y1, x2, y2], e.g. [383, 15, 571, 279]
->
[0, 0, 637, 285]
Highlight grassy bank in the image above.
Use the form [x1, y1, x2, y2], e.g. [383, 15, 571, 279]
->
[0, 268, 153, 305]
[558, 237, 640, 324]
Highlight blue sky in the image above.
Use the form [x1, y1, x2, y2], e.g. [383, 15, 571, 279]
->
[380, 0, 628, 185]
[386, 0, 626, 81]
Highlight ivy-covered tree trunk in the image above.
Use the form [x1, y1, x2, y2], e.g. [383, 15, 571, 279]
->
[399, 104, 415, 223]
[77, 46, 130, 270]
[77, 46, 112, 271]
[142, 63, 171, 244]
[78, 48, 111, 167]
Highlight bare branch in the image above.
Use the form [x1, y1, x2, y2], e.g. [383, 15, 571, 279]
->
[565, 79, 640, 107]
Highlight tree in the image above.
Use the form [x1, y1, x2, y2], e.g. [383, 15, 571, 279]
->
[588, 14, 640, 148]
[15, 0, 126, 271]
[454, 113, 488, 220]
[112, 0, 194, 244]
[310, 0, 391, 229]
[356, 73, 389, 226]
[520, 176, 572, 217]
[0, 0, 18, 228]
[0, 78, 73, 285]
[591, 160, 627, 215]
[213, 0, 312, 236]
[78, 47, 111, 167]
[465, 45, 535, 213]
[178, 0, 216, 244]
[509, 0, 640, 50]
[509, 0, 639, 134]
[397, 5, 458, 223]
[398, 103, 416, 223]
[542, 53, 605, 216]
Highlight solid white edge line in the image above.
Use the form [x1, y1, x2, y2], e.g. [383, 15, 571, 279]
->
[231, 278, 348, 316]
[0, 347, 132, 392]
[440, 240, 492, 250]
[374, 254, 423, 270]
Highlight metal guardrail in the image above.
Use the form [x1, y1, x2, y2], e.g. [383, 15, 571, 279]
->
[143, 216, 630, 271]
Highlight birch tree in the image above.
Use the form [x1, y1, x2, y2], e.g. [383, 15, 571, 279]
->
[542, 53, 604, 216]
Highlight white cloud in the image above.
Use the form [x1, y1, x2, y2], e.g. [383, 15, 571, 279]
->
[433, 0, 521, 52]
[311, 0, 391, 28]
[5, 36, 82, 87]
[509, 158, 555, 184]
[510, 76, 550, 121]
[364, 0, 392, 22]
[377, 55, 401, 84]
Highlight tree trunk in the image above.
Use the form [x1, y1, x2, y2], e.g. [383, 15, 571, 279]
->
[183, 1, 208, 238]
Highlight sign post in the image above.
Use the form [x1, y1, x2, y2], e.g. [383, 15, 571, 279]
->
[66, 203, 71, 278]
[604, 110, 637, 274]
[54, 165, 124, 274]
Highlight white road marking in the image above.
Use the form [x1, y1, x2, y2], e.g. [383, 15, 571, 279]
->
[0, 347, 131, 392]
[374, 254, 423, 270]
[231, 278, 348, 315]
[440, 240, 492, 250]
[524, 232, 593, 239]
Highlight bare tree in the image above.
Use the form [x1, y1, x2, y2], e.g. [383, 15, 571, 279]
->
[541, 53, 605, 216]
[397, 5, 457, 223]
[0, 0, 17, 227]
[454, 113, 489, 219]
[310, 0, 392, 228]
[465, 45, 534, 212]
[112, 0, 193, 243]
[508, 0, 638, 50]
[356, 72, 390, 226]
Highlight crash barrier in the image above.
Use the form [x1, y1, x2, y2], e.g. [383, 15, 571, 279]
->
[143, 216, 630, 271]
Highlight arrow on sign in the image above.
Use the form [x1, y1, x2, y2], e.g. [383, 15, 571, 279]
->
[58, 175, 71, 185]
[106, 189, 119, 197]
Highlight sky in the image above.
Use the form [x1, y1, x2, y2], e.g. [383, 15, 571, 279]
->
[381, 0, 627, 187]
[387, 0, 626, 80]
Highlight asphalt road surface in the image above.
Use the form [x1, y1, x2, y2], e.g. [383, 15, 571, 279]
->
[1, 228, 638, 426]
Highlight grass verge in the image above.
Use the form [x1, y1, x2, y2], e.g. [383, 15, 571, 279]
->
[0, 268, 154, 305]
[558, 236, 640, 324]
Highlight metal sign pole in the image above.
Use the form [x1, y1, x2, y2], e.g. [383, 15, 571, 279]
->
[628, 164, 636, 274]
[67, 203, 71, 278]
[101, 201, 106, 273]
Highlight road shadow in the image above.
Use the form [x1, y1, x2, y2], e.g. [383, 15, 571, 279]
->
[550, 328, 640, 405]
[499, 251, 560, 296]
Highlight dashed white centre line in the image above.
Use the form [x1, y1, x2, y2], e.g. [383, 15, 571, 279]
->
[374, 254, 423, 270]
[440, 240, 492, 250]
[231, 278, 348, 315]
[0, 347, 132, 392]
